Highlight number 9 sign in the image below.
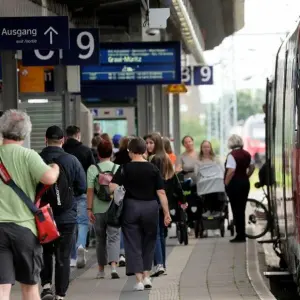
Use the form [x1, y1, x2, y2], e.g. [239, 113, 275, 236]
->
[194, 66, 213, 85]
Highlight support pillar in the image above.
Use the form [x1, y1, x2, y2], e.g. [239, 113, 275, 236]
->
[1, 51, 18, 111]
[137, 86, 153, 137]
[161, 89, 170, 137]
[173, 94, 181, 155]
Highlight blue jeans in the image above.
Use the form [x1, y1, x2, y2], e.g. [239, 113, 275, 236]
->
[154, 210, 166, 268]
[71, 195, 89, 260]
[120, 230, 125, 256]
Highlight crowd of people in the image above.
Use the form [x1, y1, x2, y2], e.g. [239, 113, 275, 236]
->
[0, 109, 255, 300]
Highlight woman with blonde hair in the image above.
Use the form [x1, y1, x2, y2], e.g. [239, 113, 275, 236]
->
[195, 140, 225, 220]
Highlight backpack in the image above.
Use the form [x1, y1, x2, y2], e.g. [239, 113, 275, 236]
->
[94, 164, 117, 202]
[41, 154, 73, 215]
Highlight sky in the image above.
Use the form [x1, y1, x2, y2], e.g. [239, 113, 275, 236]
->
[203, 0, 300, 90]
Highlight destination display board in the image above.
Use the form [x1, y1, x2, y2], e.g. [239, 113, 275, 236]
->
[81, 41, 181, 85]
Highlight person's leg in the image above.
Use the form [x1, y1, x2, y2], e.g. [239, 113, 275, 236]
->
[76, 195, 89, 269]
[40, 242, 55, 299]
[70, 227, 77, 266]
[11, 224, 43, 300]
[94, 213, 108, 278]
[54, 224, 76, 299]
[0, 284, 11, 300]
[158, 210, 166, 269]
[140, 200, 159, 288]
[0, 224, 14, 300]
[21, 284, 40, 300]
[107, 225, 121, 279]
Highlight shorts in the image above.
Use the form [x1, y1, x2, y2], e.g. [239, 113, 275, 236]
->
[0, 222, 42, 285]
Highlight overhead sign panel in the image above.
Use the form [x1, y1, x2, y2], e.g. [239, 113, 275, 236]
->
[81, 41, 181, 85]
[22, 28, 99, 66]
[0, 16, 69, 50]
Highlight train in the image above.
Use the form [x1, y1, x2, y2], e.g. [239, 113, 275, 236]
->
[242, 114, 265, 165]
[265, 18, 300, 287]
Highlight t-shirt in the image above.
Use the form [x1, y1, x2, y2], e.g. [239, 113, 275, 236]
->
[111, 161, 164, 201]
[87, 161, 119, 214]
[177, 152, 198, 183]
[0, 144, 51, 235]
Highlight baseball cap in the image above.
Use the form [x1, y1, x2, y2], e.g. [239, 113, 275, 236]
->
[112, 134, 122, 145]
[45, 125, 64, 140]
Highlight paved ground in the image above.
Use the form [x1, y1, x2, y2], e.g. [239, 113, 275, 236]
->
[11, 234, 267, 300]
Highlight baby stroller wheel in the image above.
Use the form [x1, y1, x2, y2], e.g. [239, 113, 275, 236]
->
[220, 222, 225, 237]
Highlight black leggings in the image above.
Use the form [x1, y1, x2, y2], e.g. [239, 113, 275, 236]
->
[226, 179, 250, 239]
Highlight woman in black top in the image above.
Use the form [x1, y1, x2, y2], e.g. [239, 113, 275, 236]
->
[113, 136, 132, 165]
[110, 137, 171, 291]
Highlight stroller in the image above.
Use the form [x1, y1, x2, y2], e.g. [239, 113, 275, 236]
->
[193, 162, 234, 238]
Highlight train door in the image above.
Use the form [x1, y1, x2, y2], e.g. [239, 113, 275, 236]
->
[90, 107, 136, 137]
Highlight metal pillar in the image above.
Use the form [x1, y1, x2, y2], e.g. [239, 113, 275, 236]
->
[153, 85, 162, 133]
[1, 51, 18, 111]
[173, 94, 181, 155]
[161, 89, 170, 137]
[137, 86, 153, 137]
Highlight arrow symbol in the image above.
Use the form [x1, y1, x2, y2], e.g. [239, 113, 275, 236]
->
[44, 26, 58, 45]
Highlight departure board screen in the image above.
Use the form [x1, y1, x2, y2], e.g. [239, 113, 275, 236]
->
[81, 41, 181, 85]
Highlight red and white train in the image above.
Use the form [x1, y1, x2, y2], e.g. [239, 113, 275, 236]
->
[266, 18, 300, 285]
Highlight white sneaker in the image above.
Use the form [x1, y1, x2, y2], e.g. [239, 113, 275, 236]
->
[119, 255, 126, 267]
[70, 259, 76, 267]
[143, 277, 152, 289]
[96, 271, 105, 279]
[76, 245, 86, 269]
[151, 264, 165, 277]
[134, 282, 144, 291]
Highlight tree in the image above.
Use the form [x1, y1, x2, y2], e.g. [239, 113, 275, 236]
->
[237, 89, 265, 121]
[180, 117, 206, 152]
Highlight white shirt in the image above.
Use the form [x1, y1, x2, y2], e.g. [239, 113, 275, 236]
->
[226, 154, 255, 169]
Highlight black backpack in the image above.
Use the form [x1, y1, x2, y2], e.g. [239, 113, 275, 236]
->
[94, 164, 117, 202]
[41, 154, 73, 215]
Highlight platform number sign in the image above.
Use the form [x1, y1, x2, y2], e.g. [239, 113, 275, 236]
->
[22, 28, 99, 66]
[194, 66, 213, 85]
[181, 66, 192, 85]
[181, 66, 213, 86]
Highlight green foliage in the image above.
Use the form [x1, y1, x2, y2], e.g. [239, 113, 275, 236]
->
[237, 89, 265, 121]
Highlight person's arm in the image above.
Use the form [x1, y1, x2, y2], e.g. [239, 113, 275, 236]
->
[29, 151, 59, 185]
[86, 165, 97, 223]
[109, 167, 123, 193]
[247, 159, 255, 178]
[224, 154, 236, 186]
[155, 170, 171, 226]
[73, 157, 87, 195]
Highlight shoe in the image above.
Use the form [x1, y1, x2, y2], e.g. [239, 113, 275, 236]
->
[41, 289, 54, 300]
[202, 211, 212, 218]
[55, 296, 64, 300]
[76, 245, 86, 269]
[143, 277, 152, 289]
[96, 271, 105, 279]
[230, 237, 246, 243]
[134, 282, 144, 291]
[111, 269, 120, 279]
[70, 259, 76, 267]
[150, 264, 165, 277]
[119, 255, 126, 267]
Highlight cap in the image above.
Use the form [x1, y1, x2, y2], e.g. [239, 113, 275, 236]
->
[46, 126, 64, 140]
[112, 134, 122, 144]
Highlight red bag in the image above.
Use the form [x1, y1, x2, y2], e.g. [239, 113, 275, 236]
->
[0, 159, 60, 244]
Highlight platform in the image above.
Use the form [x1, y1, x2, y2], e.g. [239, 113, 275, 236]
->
[10, 233, 274, 300]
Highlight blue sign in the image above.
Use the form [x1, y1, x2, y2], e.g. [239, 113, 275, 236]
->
[22, 28, 99, 66]
[0, 16, 69, 50]
[22, 49, 60, 66]
[194, 66, 213, 85]
[81, 41, 181, 85]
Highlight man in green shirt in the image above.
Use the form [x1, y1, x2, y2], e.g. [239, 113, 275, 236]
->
[0, 110, 59, 300]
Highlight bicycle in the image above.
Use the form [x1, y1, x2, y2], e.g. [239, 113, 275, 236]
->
[245, 183, 271, 239]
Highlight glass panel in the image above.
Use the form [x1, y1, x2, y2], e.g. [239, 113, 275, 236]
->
[94, 119, 128, 137]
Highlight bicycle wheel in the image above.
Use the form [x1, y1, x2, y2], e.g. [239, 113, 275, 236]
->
[245, 198, 270, 239]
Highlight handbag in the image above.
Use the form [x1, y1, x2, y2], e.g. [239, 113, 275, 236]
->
[106, 168, 126, 228]
[0, 158, 60, 244]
